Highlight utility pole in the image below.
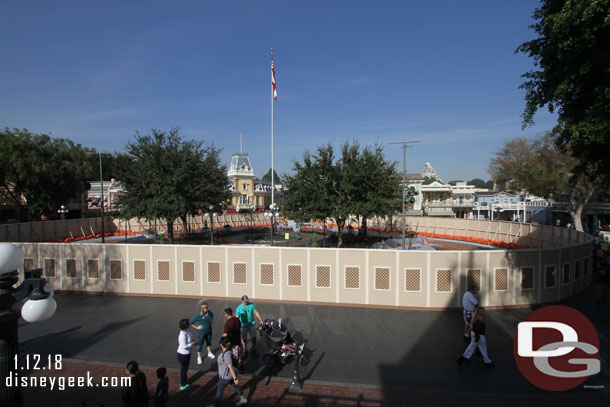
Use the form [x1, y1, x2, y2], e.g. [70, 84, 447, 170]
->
[389, 140, 422, 249]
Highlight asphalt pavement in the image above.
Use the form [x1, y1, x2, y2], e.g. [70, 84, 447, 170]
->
[16, 286, 609, 403]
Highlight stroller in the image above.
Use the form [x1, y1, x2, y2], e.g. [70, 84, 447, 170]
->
[258, 319, 303, 368]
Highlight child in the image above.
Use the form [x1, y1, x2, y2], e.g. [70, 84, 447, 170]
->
[154, 367, 168, 407]
[457, 307, 495, 367]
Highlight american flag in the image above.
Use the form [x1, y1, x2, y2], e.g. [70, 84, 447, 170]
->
[271, 60, 278, 100]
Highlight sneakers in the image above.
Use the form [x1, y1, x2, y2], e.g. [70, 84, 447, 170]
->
[179, 384, 191, 390]
[456, 356, 468, 366]
[197, 356, 202, 365]
[208, 352, 216, 359]
[236, 398, 248, 406]
[485, 362, 496, 368]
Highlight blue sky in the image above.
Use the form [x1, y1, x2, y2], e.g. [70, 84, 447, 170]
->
[0, 1, 555, 182]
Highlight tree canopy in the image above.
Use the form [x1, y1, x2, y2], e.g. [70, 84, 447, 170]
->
[488, 133, 595, 230]
[115, 128, 229, 242]
[517, 0, 610, 182]
[262, 168, 282, 185]
[282, 141, 400, 247]
[0, 128, 93, 221]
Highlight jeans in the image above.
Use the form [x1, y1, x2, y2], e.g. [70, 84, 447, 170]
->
[214, 377, 245, 405]
[177, 352, 191, 386]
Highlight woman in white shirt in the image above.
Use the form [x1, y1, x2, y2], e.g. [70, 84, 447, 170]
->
[177, 318, 197, 390]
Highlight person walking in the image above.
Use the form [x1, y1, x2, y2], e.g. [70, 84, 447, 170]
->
[191, 300, 215, 364]
[121, 360, 148, 407]
[457, 307, 494, 367]
[462, 285, 479, 342]
[236, 295, 263, 357]
[206, 337, 248, 407]
[177, 318, 196, 390]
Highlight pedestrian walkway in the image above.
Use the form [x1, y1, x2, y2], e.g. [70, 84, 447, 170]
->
[16, 287, 609, 406]
[21, 359, 605, 407]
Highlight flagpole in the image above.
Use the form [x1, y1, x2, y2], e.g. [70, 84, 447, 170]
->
[271, 48, 275, 206]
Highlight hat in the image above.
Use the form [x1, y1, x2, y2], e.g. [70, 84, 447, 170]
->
[241, 295, 249, 302]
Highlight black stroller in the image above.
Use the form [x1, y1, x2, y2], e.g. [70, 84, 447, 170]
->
[258, 319, 303, 368]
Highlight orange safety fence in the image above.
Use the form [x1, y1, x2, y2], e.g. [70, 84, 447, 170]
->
[48, 223, 274, 243]
[302, 223, 533, 249]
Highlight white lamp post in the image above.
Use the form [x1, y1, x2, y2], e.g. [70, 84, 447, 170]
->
[265, 203, 280, 246]
[0, 244, 57, 406]
[204, 205, 218, 245]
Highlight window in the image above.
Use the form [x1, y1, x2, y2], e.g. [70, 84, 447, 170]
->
[467, 269, 481, 291]
[562, 263, 570, 285]
[66, 259, 77, 279]
[207, 262, 221, 283]
[233, 263, 247, 285]
[182, 261, 195, 282]
[110, 260, 122, 280]
[494, 268, 509, 291]
[521, 267, 534, 290]
[545, 265, 556, 288]
[436, 269, 452, 293]
[287, 265, 302, 287]
[374, 267, 390, 291]
[405, 268, 421, 292]
[44, 258, 56, 279]
[242, 183, 248, 191]
[88, 259, 99, 279]
[133, 260, 147, 280]
[158, 260, 170, 281]
[345, 266, 360, 289]
[316, 266, 331, 288]
[260, 264, 274, 286]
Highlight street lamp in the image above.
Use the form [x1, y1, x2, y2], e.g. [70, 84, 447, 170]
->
[57, 205, 68, 220]
[389, 140, 422, 250]
[204, 205, 218, 245]
[0, 243, 57, 407]
[264, 203, 280, 246]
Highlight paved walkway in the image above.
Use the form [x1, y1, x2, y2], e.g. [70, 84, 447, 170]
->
[15, 287, 609, 406]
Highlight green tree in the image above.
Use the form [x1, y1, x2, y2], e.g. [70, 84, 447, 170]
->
[262, 168, 282, 185]
[488, 133, 595, 231]
[517, 0, 610, 182]
[283, 141, 400, 247]
[468, 179, 486, 189]
[115, 128, 229, 243]
[0, 128, 93, 221]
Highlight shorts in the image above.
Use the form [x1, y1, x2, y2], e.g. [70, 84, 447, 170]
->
[463, 309, 474, 327]
[197, 333, 212, 351]
[240, 325, 257, 341]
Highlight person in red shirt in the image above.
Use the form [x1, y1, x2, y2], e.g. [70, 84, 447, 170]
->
[222, 308, 245, 371]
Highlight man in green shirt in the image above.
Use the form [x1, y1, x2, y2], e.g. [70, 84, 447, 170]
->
[235, 295, 263, 357]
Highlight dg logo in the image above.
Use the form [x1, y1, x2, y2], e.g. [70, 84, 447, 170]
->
[513, 305, 601, 391]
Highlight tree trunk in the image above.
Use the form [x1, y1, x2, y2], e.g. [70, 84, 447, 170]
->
[180, 214, 188, 236]
[167, 220, 174, 244]
[570, 205, 584, 232]
[361, 216, 368, 237]
[336, 217, 344, 248]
